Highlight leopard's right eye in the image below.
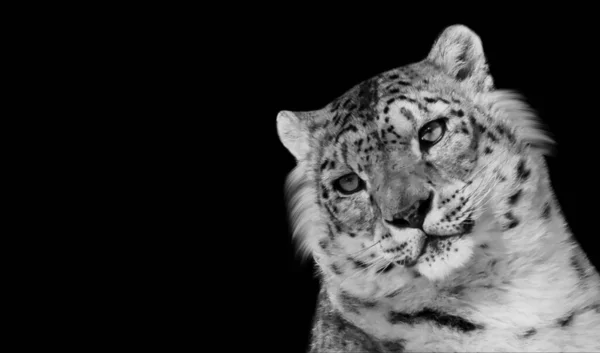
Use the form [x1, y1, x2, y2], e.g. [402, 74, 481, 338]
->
[333, 173, 365, 195]
[418, 118, 447, 148]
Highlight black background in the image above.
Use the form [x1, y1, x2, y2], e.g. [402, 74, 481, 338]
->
[238, 16, 599, 353]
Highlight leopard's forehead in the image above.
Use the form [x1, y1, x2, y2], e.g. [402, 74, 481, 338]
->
[312, 62, 477, 175]
[322, 63, 471, 136]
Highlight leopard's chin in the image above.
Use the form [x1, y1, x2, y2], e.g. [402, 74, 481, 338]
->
[413, 233, 476, 281]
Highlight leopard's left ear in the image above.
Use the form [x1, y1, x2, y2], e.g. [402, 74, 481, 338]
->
[427, 25, 494, 92]
[277, 110, 311, 161]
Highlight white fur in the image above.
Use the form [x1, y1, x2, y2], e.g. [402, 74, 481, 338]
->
[476, 90, 555, 155]
[284, 161, 327, 261]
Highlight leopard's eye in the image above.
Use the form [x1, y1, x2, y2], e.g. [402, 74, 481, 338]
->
[419, 118, 447, 146]
[333, 173, 365, 195]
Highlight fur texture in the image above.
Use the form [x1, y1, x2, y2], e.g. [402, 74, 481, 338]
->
[278, 24, 600, 352]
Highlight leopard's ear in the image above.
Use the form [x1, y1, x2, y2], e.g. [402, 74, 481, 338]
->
[277, 110, 311, 161]
[427, 25, 494, 92]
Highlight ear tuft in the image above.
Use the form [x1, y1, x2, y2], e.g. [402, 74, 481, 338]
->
[427, 25, 493, 92]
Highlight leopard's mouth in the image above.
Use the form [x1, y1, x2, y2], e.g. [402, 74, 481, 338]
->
[381, 213, 475, 268]
[407, 232, 467, 268]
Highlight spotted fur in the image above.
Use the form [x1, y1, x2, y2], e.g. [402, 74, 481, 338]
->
[278, 25, 600, 352]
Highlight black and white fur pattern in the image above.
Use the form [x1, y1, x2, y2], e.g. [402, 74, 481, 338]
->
[278, 25, 600, 352]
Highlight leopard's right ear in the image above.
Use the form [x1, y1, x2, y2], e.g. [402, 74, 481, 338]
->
[277, 110, 311, 161]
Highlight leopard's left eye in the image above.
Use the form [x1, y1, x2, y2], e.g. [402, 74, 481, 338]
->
[333, 173, 365, 195]
[419, 119, 447, 146]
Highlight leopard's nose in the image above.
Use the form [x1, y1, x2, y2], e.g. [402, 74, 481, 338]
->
[384, 192, 433, 229]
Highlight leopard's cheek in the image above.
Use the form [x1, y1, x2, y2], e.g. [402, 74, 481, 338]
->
[344, 199, 376, 231]
[427, 123, 479, 180]
[326, 196, 375, 233]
